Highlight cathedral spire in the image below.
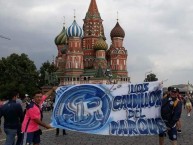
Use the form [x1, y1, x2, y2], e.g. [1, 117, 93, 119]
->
[88, 0, 99, 14]
[63, 16, 66, 27]
[85, 0, 101, 19]
[74, 9, 76, 20]
[117, 11, 119, 22]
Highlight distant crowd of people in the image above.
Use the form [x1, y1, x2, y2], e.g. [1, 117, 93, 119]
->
[42, 99, 54, 112]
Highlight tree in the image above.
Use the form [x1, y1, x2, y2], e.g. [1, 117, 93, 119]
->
[38, 61, 58, 87]
[0, 53, 38, 99]
[144, 73, 158, 82]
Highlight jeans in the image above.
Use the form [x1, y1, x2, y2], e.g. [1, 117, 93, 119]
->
[16, 127, 22, 145]
[4, 128, 17, 145]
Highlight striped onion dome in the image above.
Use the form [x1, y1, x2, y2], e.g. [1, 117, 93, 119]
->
[110, 22, 125, 39]
[55, 27, 68, 45]
[67, 20, 83, 37]
[94, 36, 108, 50]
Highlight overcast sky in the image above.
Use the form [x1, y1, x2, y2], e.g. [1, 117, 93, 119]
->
[0, 0, 193, 87]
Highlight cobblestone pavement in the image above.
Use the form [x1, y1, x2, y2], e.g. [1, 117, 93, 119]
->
[1, 108, 193, 145]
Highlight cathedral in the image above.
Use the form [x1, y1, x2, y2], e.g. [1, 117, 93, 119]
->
[54, 0, 130, 85]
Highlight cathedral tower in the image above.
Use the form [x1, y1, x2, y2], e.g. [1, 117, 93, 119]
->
[54, 0, 130, 85]
[93, 36, 108, 70]
[54, 22, 68, 82]
[82, 0, 105, 69]
[108, 19, 128, 78]
[65, 18, 84, 77]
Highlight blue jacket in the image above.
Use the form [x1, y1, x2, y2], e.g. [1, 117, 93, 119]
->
[161, 96, 182, 128]
[0, 100, 23, 129]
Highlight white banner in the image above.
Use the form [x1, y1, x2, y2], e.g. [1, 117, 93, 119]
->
[51, 81, 166, 136]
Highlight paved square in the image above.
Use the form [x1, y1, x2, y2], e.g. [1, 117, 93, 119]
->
[1, 108, 192, 145]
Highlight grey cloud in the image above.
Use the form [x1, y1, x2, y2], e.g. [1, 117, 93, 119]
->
[0, 0, 193, 86]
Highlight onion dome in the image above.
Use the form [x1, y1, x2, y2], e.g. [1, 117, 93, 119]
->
[94, 36, 108, 50]
[110, 22, 125, 39]
[55, 27, 68, 45]
[67, 20, 83, 37]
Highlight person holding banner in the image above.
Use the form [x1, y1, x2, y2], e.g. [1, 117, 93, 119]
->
[52, 96, 67, 136]
[55, 128, 67, 136]
[20, 87, 57, 145]
[159, 87, 182, 145]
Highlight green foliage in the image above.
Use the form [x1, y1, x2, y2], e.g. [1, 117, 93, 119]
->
[38, 61, 58, 87]
[144, 73, 158, 82]
[0, 53, 38, 99]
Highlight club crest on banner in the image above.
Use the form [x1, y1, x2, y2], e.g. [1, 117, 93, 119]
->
[53, 85, 112, 131]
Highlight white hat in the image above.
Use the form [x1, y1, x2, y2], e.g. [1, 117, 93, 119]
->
[25, 94, 29, 97]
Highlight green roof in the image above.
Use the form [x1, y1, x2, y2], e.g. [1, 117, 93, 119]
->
[81, 69, 96, 76]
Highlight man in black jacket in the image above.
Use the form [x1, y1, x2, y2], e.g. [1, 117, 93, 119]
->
[0, 90, 23, 145]
[159, 87, 182, 145]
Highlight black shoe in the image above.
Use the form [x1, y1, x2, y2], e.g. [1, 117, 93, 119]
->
[63, 133, 67, 135]
[177, 130, 182, 133]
